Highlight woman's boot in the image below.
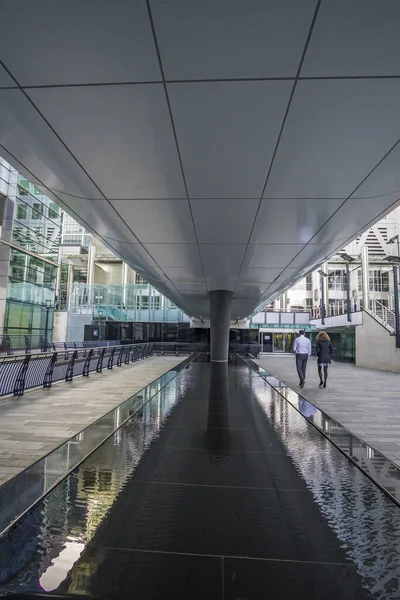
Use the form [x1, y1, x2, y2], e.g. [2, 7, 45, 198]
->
[318, 366, 323, 388]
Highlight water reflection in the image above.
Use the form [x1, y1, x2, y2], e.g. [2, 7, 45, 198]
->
[245, 357, 400, 507]
[0, 356, 194, 537]
[298, 398, 317, 418]
[0, 368, 187, 595]
[2, 359, 400, 599]
[244, 360, 400, 598]
[204, 362, 232, 456]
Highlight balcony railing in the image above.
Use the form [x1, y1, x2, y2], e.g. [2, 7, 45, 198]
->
[0, 342, 155, 398]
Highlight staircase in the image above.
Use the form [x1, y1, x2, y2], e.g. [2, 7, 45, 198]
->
[98, 307, 131, 321]
[368, 298, 396, 333]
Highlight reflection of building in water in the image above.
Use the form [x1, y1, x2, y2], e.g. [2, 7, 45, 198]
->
[254, 383, 400, 596]
[38, 373, 182, 593]
[0, 370, 184, 594]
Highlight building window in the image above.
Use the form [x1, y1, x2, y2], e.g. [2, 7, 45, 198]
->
[18, 179, 29, 195]
[32, 203, 43, 219]
[48, 202, 60, 219]
[369, 270, 389, 292]
[16, 204, 27, 220]
[306, 275, 312, 291]
[328, 269, 346, 291]
[11, 266, 24, 282]
[305, 298, 313, 310]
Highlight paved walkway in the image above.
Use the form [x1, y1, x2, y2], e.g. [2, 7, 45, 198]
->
[0, 356, 183, 485]
[256, 355, 400, 467]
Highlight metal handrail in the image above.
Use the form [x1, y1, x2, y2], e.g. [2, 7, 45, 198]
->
[0, 335, 125, 356]
[0, 342, 155, 398]
[370, 298, 395, 329]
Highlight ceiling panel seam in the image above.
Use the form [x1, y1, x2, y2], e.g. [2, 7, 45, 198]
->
[4, 74, 400, 93]
[0, 60, 191, 305]
[252, 192, 400, 312]
[0, 143, 138, 267]
[145, 0, 208, 295]
[279, 136, 400, 275]
[232, 0, 323, 295]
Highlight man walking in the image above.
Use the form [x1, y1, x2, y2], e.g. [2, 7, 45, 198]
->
[293, 330, 312, 389]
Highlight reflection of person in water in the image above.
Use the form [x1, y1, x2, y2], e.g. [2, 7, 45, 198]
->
[298, 398, 317, 418]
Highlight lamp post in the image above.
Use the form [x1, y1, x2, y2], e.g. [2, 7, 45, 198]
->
[388, 234, 400, 259]
[318, 269, 328, 325]
[43, 299, 52, 351]
[98, 311, 103, 342]
[338, 253, 355, 323]
[383, 255, 400, 349]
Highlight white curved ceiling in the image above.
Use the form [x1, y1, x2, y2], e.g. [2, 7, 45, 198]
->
[1, 0, 400, 318]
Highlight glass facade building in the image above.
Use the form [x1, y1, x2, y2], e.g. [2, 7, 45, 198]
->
[68, 282, 189, 323]
[2, 173, 61, 342]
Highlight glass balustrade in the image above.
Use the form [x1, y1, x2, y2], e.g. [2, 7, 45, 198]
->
[67, 283, 189, 323]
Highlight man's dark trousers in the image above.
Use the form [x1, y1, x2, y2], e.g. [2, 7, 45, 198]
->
[296, 353, 309, 384]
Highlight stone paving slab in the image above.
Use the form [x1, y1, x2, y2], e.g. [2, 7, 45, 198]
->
[256, 355, 400, 467]
[0, 355, 183, 485]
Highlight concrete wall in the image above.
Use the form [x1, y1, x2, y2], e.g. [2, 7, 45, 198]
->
[66, 314, 92, 342]
[95, 262, 123, 284]
[310, 311, 363, 329]
[53, 311, 68, 341]
[356, 310, 400, 372]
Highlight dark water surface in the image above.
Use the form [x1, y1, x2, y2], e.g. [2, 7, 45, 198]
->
[0, 358, 400, 599]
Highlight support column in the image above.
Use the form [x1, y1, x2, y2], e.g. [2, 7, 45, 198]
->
[66, 263, 74, 311]
[87, 244, 96, 285]
[209, 290, 232, 362]
[55, 245, 62, 306]
[122, 262, 128, 308]
[361, 245, 369, 311]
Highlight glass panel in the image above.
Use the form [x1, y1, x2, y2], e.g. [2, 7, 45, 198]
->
[32, 203, 43, 219]
[48, 202, 60, 219]
[273, 333, 284, 352]
[284, 333, 295, 353]
[262, 332, 273, 353]
[5, 301, 31, 331]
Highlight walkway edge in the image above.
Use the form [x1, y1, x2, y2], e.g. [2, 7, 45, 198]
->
[242, 356, 400, 508]
[0, 354, 198, 538]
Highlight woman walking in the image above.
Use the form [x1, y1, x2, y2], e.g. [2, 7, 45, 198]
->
[316, 331, 333, 388]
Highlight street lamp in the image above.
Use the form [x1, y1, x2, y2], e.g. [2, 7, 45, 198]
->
[387, 235, 400, 257]
[43, 299, 52, 351]
[338, 253, 355, 323]
[318, 269, 328, 325]
[383, 255, 400, 348]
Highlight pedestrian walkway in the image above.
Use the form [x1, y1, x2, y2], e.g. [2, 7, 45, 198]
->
[256, 356, 400, 467]
[0, 355, 183, 486]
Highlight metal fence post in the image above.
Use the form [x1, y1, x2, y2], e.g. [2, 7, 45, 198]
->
[83, 348, 94, 376]
[108, 347, 116, 369]
[117, 346, 124, 367]
[43, 353, 58, 388]
[13, 355, 31, 396]
[96, 348, 106, 372]
[125, 345, 132, 364]
[65, 350, 78, 381]
[134, 345, 141, 361]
